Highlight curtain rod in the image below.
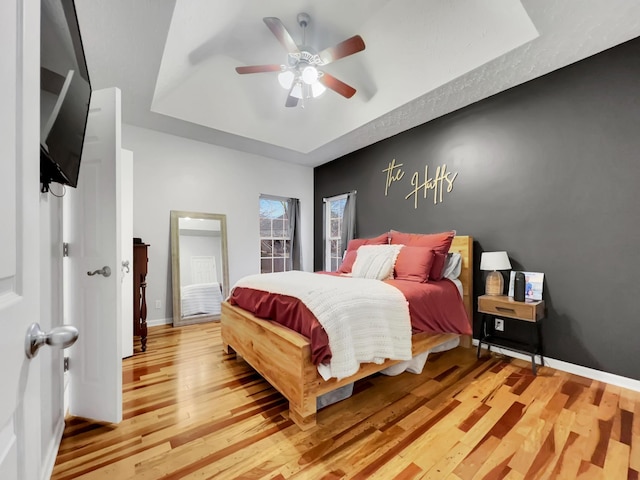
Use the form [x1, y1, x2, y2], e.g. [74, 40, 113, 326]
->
[322, 190, 357, 202]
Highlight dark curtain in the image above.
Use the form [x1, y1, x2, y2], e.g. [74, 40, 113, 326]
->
[288, 198, 301, 270]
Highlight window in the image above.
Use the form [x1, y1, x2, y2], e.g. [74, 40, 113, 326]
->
[323, 194, 348, 271]
[260, 196, 291, 273]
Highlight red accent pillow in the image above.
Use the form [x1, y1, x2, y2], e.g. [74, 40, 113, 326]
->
[390, 230, 455, 280]
[337, 232, 389, 273]
[347, 232, 389, 251]
[394, 247, 435, 282]
[337, 250, 358, 274]
[430, 252, 448, 281]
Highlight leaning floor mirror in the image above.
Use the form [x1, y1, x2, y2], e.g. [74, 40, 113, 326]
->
[170, 210, 229, 327]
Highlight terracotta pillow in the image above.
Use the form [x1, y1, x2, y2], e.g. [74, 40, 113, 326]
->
[346, 232, 389, 251]
[390, 230, 455, 280]
[337, 250, 358, 274]
[429, 252, 448, 281]
[336, 232, 389, 273]
[394, 246, 435, 282]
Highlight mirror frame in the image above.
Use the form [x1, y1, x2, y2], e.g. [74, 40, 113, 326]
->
[170, 210, 229, 326]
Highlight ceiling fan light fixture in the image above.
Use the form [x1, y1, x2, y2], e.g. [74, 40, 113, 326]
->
[311, 81, 326, 98]
[278, 70, 295, 89]
[301, 65, 318, 85]
[291, 82, 303, 99]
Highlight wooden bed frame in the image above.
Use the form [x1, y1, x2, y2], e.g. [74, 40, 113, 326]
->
[221, 235, 473, 430]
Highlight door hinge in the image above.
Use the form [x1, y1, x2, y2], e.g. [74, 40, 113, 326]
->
[64, 356, 69, 372]
[63, 242, 69, 257]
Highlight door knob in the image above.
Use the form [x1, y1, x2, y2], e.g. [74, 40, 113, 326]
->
[87, 266, 111, 277]
[25, 323, 79, 359]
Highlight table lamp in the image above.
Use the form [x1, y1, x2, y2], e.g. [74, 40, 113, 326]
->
[480, 251, 511, 296]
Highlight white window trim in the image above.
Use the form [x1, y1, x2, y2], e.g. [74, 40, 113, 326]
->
[260, 194, 292, 273]
[323, 193, 348, 271]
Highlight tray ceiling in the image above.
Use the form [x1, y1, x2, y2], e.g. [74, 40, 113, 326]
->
[75, 0, 640, 167]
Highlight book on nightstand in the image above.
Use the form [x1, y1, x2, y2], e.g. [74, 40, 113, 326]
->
[508, 271, 544, 301]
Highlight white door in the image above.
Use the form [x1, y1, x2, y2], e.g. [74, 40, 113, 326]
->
[0, 0, 45, 478]
[64, 88, 123, 423]
[121, 149, 134, 358]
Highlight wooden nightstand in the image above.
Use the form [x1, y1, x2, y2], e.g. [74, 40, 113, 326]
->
[477, 295, 545, 374]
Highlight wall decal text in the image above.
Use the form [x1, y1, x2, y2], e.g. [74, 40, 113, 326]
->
[382, 159, 405, 196]
[382, 159, 458, 208]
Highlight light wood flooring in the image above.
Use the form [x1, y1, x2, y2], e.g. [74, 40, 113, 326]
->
[52, 323, 640, 479]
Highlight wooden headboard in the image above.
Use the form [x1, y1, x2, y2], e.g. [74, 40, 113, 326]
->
[449, 235, 473, 343]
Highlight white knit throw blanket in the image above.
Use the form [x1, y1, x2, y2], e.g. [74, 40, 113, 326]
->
[232, 271, 411, 380]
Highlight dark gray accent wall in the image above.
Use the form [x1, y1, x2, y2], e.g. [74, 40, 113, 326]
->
[314, 36, 640, 380]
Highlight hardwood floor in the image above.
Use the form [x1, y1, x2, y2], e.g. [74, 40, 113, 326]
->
[52, 323, 640, 479]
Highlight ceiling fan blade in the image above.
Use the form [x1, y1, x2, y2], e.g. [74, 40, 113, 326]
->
[285, 82, 299, 107]
[285, 94, 299, 108]
[318, 35, 365, 65]
[319, 72, 357, 99]
[263, 17, 300, 54]
[235, 64, 282, 74]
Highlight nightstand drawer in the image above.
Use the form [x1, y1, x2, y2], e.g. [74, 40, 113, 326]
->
[478, 295, 544, 322]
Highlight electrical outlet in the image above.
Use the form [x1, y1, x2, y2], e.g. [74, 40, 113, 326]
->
[494, 318, 504, 331]
[155, 300, 161, 309]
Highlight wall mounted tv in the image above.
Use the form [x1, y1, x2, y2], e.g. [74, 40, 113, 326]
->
[40, 0, 92, 193]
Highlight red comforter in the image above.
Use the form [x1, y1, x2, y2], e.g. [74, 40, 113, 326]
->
[228, 274, 470, 366]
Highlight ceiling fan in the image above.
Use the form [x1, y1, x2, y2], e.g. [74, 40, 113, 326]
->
[235, 13, 366, 108]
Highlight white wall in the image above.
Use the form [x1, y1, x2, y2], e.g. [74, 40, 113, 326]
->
[122, 124, 314, 323]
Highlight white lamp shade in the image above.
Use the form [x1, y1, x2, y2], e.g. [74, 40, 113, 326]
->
[480, 251, 511, 271]
[301, 65, 318, 85]
[311, 81, 326, 97]
[277, 71, 294, 90]
[290, 82, 303, 99]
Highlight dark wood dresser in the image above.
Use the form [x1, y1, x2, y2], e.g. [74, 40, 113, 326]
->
[133, 241, 149, 352]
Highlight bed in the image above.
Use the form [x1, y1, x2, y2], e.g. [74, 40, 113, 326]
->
[221, 234, 473, 430]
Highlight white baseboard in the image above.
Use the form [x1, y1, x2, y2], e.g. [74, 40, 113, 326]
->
[147, 317, 172, 327]
[473, 340, 640, 392]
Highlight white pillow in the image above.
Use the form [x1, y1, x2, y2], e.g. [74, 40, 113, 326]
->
[352, 244, 403, 280]
[442, 252, 462, 280]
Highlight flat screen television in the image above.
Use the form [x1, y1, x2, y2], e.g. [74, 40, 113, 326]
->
[40, 0, 92, 192]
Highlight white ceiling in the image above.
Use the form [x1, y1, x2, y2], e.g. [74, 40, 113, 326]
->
[75, 0, 640, 168]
